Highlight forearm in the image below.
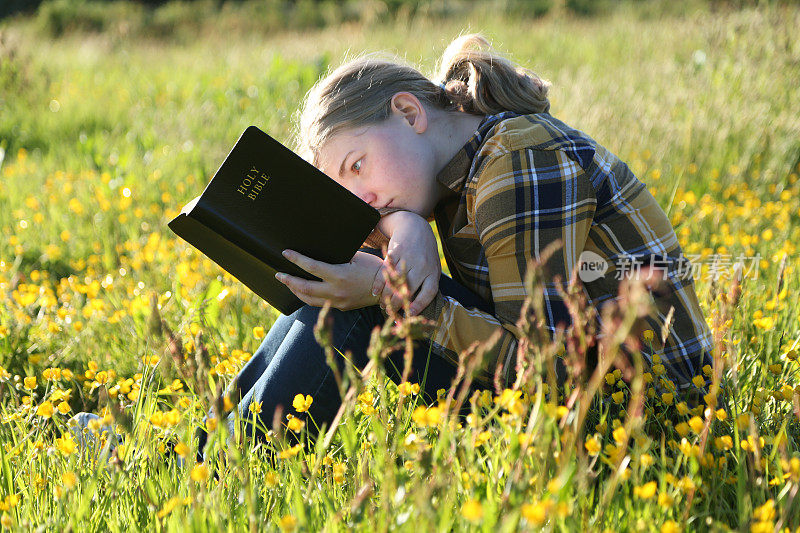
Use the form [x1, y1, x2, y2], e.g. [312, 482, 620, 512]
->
[363, 209, 419, 250]
[376, 210, 419, 238]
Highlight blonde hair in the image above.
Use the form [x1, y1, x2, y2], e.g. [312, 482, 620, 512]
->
[293, 33, 551, 166]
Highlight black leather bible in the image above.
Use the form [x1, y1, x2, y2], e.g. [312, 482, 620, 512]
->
[167, 126, 381, 315]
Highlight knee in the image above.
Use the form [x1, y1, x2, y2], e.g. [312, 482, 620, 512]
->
[291, 304, 373, 365]
[294, 303, 371, 334]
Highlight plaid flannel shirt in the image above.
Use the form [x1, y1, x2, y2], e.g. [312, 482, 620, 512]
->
[364, 112, 714, 392]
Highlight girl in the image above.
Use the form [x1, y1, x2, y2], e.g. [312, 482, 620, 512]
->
[215, 33, 715, 453]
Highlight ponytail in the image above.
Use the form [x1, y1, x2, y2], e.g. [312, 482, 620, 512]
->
[435, 33, 551, 115]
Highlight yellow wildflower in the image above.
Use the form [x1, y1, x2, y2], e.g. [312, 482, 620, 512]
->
[494, 389, 526, 416]
[62, 471, 78, 490]
[461, 499, 483, 523]
[292, 394, 313, 413]
[633, 481, 657, 499]
[36, 401, 54, 419]
[287, 417, 304, 433]
[223, 396, 234, 411]
[174, 441, 190, 458]
[278, 444, 303, 459]
[278, 515, 298, 532]
[521, 499, 552, 526]
[661, 520, 680, 533]
[752, 499, 775, 522]
[55, 435, 76, 456]
[688, 416, 704, 434]
[585, 435, 602, 456]
[24, 376, 37, 390]
[332, 462, 346, 483]
[612, 426, 627, 445]
[157, 497, 182, 519]
[42, 368, 61, 381]
[639, 453, 655, 469]
[658, 493, 674, 508]
[714, 436, 733, 451]
[264, 471, 280, 487]
[753, 316, 775, 330]
[190, 463, 209, 483]
[677, 477, 695, 492]
[398, 382, 420, 396]
[412, 405, 442, 427]
[781, 385, 794, 401]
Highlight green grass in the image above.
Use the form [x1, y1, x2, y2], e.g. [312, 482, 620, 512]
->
[1, 3, 800, 531]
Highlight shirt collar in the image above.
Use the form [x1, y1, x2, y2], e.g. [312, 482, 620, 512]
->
[434, 111, 522, 194]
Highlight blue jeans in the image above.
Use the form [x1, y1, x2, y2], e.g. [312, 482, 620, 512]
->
[198, 248, 495, 461]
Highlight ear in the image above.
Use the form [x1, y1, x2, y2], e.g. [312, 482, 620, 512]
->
[390, 92, 428, 134]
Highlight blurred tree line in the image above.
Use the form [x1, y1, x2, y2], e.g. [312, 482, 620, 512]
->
[1, 0, 797, 36]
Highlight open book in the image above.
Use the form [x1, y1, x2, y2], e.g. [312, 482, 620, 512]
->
[168, 126, 381, 315]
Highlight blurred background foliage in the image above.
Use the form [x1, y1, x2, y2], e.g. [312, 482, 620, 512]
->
[2, 0, 799, 40]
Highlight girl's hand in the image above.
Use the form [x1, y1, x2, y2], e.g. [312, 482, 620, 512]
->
[275, 250, 382, 311]
[371, 212, 441, 316]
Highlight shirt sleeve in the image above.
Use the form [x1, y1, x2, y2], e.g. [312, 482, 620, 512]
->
[416, 148, 597, 388]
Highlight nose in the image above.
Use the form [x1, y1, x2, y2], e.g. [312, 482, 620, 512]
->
[352, 186, 377, 207]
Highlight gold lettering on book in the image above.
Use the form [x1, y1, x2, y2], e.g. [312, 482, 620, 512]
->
[236, 166, 270, 201]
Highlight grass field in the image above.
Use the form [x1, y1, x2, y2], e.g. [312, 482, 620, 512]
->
[1, 2, 800, 530]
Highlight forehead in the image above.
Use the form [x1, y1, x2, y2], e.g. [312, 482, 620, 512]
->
[317, 124, 377, 175]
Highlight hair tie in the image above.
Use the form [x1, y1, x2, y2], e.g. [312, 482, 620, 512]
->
[438, 81, 448, 92]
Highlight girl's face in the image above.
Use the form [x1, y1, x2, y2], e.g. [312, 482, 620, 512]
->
[316, 94, 442, 219]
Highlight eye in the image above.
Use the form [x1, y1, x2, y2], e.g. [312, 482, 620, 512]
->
[351, 158, 362, 174]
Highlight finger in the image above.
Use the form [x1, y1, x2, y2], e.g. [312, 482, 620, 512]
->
[380, 262, 396, 303]
[371, 265, 387, 297]
[385, 250, 408, 274]
[282, 281, 328, 307]
[381, 276, 399, 309]
[409, 275, 439, 316]
[390, 268, 420, 310]
[275, 272, 330, 300]
[391, 268, 422, 309]
[282, 249, 335, 279]
[395, 257, 408, 274]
